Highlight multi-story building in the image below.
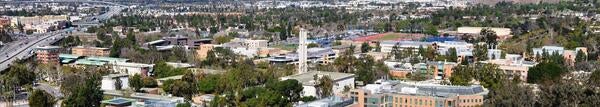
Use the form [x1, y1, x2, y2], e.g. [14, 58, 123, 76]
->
[349, 80, 488, 107]
[482, 54, 537, 81]
[428, 61, 457, 80]
[380, 41, 432, 53]
[242, 39, 268, 49]
[280, 71, 355, 97]
[268, 47, 337, 65]
[71, 46, 110, 57]
[532, 46, 587, 66]
[35, 46, 61, 64]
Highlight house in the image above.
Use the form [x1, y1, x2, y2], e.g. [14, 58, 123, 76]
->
[280, 71, 355, 97]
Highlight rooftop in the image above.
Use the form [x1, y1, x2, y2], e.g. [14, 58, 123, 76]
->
[86, 56, 129, 63]
[59, 54, 83, 59]
[281, 71, 355, 86]
[363, 80, 488, 98]
[74, 59, 107, 66]
[101, 98, 135, 106]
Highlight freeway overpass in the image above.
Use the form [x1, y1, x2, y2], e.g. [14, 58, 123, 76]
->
[0, 2, 124, 72]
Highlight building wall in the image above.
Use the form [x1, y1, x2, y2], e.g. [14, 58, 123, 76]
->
[72, 47, 110, 57]
[196, 44, 215, 60]
[36, 48, 60, 64]
[101, 76, 129, 90]
[112, 65, 152, 77]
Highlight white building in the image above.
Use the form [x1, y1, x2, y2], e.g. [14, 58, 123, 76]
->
[101, 74, 129, 90]
[532, 46, 565, 56]
[380, 41, 432, 53]
[280, 71, 355, 97]
[112, 62, 154, 77]
[243, 39, 268, 49]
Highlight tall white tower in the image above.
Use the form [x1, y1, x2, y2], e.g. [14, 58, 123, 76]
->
[298, 28, 308, 74]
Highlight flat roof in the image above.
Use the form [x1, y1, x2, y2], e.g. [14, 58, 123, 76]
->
[103, 73, 129, 78]
[59, 54, 82, 59]
[156, 75, 183, 81]
[281, 71, 355, 86]
[101, 98, 134, 105]
[86, 56, 129, 62]
[74, 59, 107, 66]
[114, 62, 153, 67]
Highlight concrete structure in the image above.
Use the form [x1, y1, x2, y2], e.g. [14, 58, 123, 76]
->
[349, 80, 488, 107]
[268, 47, 337, 65]
[532, 46, 588, 66]
[243, 39, 268, 49]
[456, 27, 512, 39]
[428, 61, 457, 80]
[195, 44, 215, 60]
[298, 29, 309, 73]
[481, 54, 537, 81]
[71, 46, 110, 57]
[101, 74, 129, 91]
[380, 41, 432, 53]
[103, 90, 185, 107]
[112, 62, 154, 77]
[280, 71, 355, 97]
[10, 15, 69, 33]
[297, 96, 354, 107]
[35, 46, 61, 64]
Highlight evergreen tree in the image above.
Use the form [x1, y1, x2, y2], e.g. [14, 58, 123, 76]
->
[29, 89, 56, 107]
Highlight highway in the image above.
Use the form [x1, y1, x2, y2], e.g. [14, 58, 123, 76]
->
[0, 4, 124, 72]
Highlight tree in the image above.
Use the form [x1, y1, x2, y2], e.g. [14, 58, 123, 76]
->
[115, 78, 122, 90]
[314, 75, 333, 98]
[198, 75, 218, 94]
[333, 46, 356, 73]
[588, 69, 600, 88]
[390, 43, 403, 61]
[170, 80, 197, 100]
[447, 47, 458, 62]
[176, 102, 191, 107]
[474, 44, 488, 61]
[449, 65, 473, 86]
[29, 89, 56, 107]
[266, 79, 303, 102]
[527, 62, 567, 83]
[355, 55, 377, 83]
[360, 42, 371, 53]
[142, 77, 158, 88]
[307, 43, 319, 48]
[480, 28, 498, 46]
[63, 75, 103, 107]
[129, 74, 143, 92]
[575, 49, 586, 63]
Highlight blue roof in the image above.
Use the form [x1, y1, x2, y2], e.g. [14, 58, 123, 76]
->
[424, 36, 458, 42]
[59, 54, 82, 59]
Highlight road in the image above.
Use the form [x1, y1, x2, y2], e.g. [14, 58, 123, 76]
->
[0, 4, 124, 72]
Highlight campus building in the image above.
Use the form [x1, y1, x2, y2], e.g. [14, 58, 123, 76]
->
[71, 46, 110, 57]
[35, 46, 61, 64]
[349, 80, 488, 107]
[280, 71, 355, 97]
[482, 54, 537, 81]
[268, 47, 337, 65]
